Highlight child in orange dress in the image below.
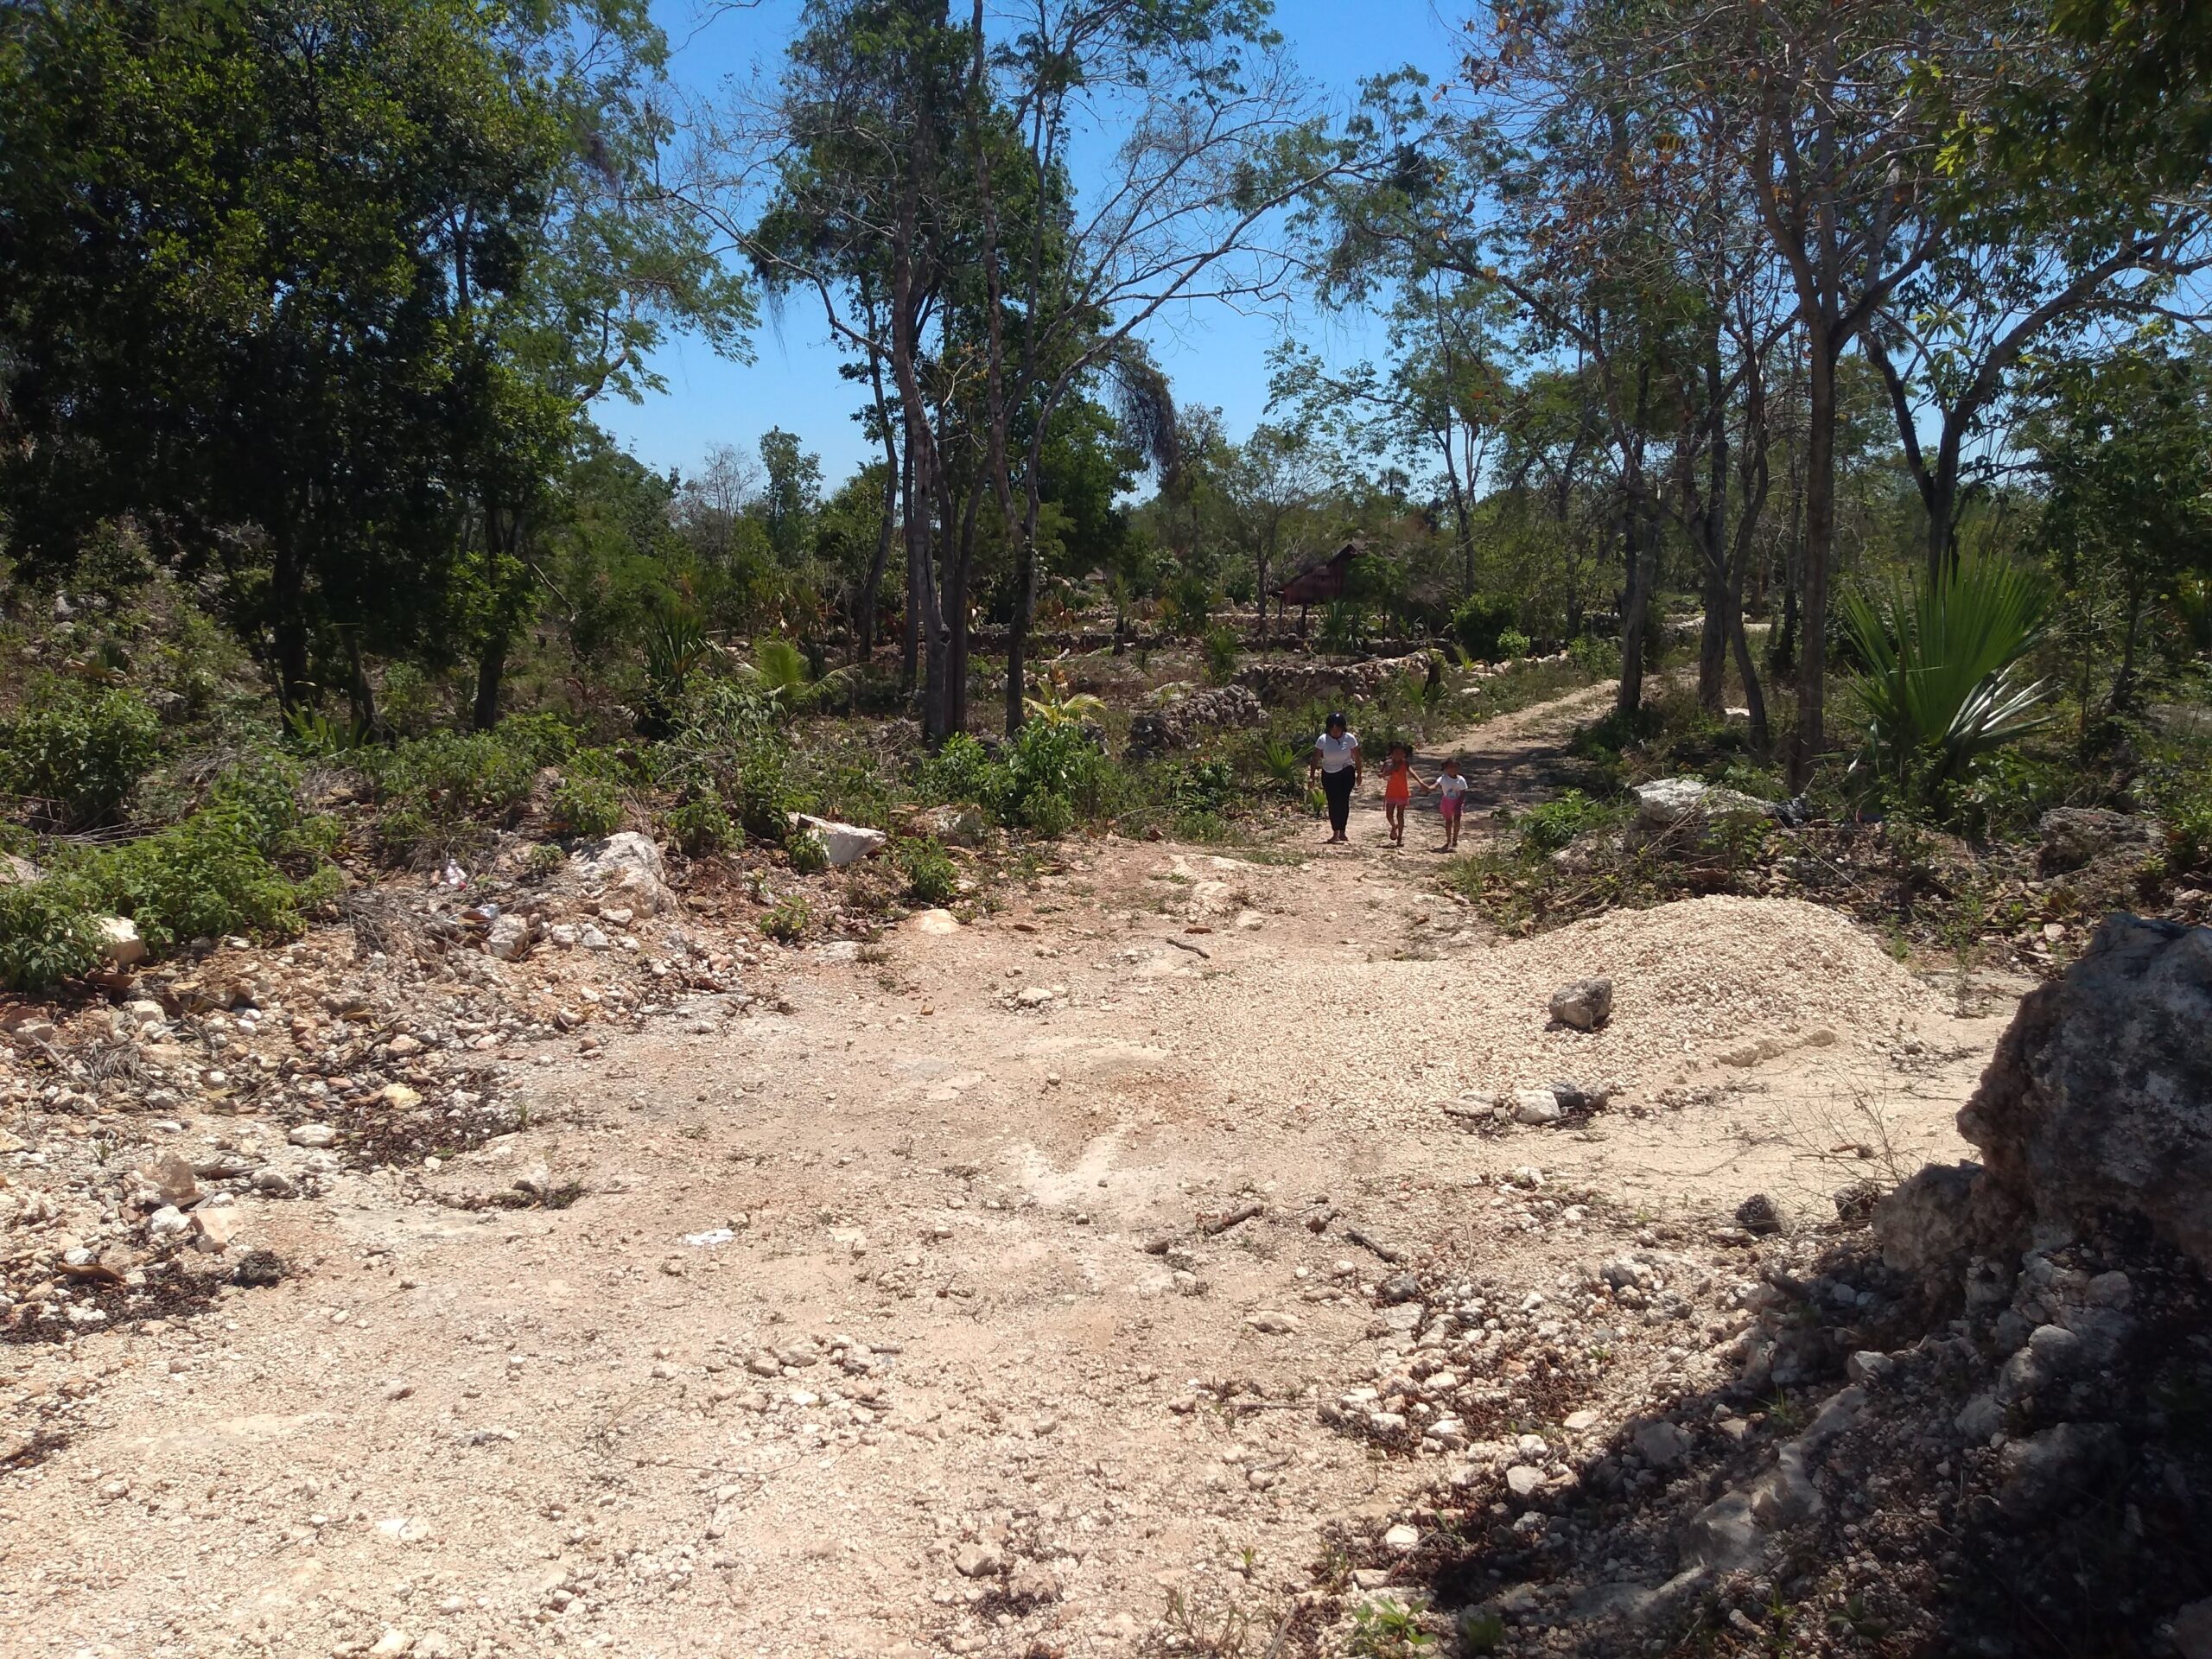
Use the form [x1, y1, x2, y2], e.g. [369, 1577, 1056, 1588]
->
[1380, 741, 1419, 847]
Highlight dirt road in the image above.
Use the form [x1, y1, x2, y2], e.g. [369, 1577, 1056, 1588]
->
[0, 686, 2018, 1659]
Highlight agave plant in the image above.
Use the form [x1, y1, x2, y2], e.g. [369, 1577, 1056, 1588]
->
[640, 601, 710, 735]
[1258, 734, 1307, 793]
[1318, 598, 1367, 655]
[1840, 554, 2054, 795]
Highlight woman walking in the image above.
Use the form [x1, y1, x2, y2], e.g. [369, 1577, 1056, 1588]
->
[1309, 711, 1361, 843]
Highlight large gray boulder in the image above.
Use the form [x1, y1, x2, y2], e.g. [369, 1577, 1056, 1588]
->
[569, 830, 671, 917]
[1957, 915, 2212, 1274]
[2036, 807, 2162, 876]
[1631, 778, 1771, 836]
[1872, 1160, 2022, 1281]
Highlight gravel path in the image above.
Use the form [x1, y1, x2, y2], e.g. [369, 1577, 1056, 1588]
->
[0, 683, 2019, 1659]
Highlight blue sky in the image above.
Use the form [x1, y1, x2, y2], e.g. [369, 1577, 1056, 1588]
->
[593, 0, 1469, 486]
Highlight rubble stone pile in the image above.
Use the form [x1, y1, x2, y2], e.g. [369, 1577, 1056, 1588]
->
[1232, 651, 1435, 705]
[1338, 914, 2212, 1656]
[0, 830, 772, 1340]
[1123, 684, 1265, 757]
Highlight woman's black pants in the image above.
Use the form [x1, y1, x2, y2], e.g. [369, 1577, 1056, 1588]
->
[1321, 767, 1355, 836]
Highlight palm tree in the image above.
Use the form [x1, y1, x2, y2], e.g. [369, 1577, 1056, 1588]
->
[1840, 554, 2053, 796]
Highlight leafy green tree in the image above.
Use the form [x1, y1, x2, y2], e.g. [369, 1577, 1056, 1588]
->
[2029, 345, 2212, 719]
[758, 429, 823, 565]
[0, 0, 745, 728]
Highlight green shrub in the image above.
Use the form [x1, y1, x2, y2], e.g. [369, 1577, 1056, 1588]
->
[1957, 748, 2094, 840]
[1020, 788, 1074, 837]
[546, 775, 623, 838]
[670, 677, 784, 753]
[1163, 569, 1215, 638]
[1452, 593, 1519, 660]
[1001, 720, 1109, 822]
[67, 763, 338, 950]
[525, 842, 568, 879]
[1161, 758, 1236, 817]
[665, 795, 738, 856]
[1319, 599, 1366, 654]
[730, 747, 796, 842]
[283, 704, 368, 759]
[641, 601, 710, 735]
[760, 894, 810, 943]
[785, 826, 829, 874]
[370, 731, 536, 827]
[893, 836, 958, 905]
[498, 712, 580, 767]
[0, 878, 104, 992]
[0, 685, 161, 826]
[918, 732, 998, 808]
[1568, 634, 1619, 677]
[1346, 1598, 1435, 1657]
[1518, 788, 1602, 855]
[1498, 626, 1533, 658]
[659, 680, 792, 840]
[2140, 738, 2212, 874]
[1202, 626, 1240, 686]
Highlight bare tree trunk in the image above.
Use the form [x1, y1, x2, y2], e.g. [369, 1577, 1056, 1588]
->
[1793, 340, 1837, 790]
[945, 483, 979, 734]
[1616, 504, 1650, 719]
[857, 331, 899, 664]
[899, 440, 919, 696]
[272, 533, 310, 711]
[471, 632, 505, 734]
[859, 457, 895, 664]
[1696, 352, 1730, 714]
[346, 632, 380, 735]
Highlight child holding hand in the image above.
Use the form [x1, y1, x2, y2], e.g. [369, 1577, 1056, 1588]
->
[1433, 754, 1470, 850]
[1380, 741, 1421, 847]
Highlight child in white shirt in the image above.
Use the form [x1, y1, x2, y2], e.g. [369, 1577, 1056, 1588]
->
[1433, 755, 1471, 851]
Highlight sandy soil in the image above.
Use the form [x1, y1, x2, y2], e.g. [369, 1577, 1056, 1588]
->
[0, 687, 2027, 1659]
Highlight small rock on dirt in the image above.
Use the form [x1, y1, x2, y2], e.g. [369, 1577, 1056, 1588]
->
[232, 1249, 286, 1287]
[1548, 977, 1613, 1030]
[289, 1123, 337, 1148]
[1376, 1273, 1422, 1305]
[1734, 1193, 1783, 1236]
[190, 1207, 243, 1253]
[97, 916, 147, 967]
[793, 815, 887, 868]
[1004, 1563, 1062, 1607]
[911, 804, 987, 847]
[2037, 806, 2160, 875]
[1632, 1420, 1691, 1469]
[137, 1152, 199, 1208]
[954, 1542, 1002, 1578]
[1512, 1088, 1564, 1126]
[1996, 1421, 2124, 1520]
[485, 914, 531, 961]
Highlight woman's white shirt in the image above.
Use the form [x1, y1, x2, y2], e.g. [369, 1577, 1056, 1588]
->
[1316, 732, 1358, 772]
